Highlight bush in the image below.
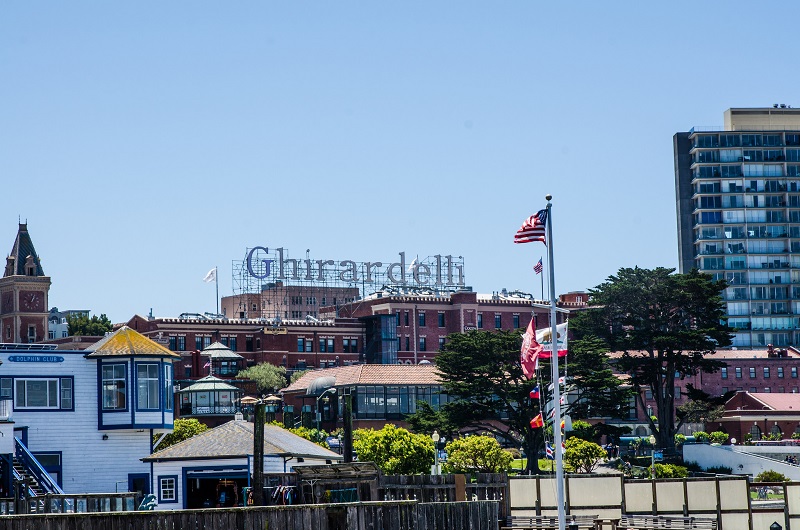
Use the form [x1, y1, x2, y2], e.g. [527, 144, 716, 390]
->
[654, 463, 688, 478]
[704, 465, 733, 475]
[692, 431, 710, 443]
[674, 434, 687, 448]
[683, 461, 702, 472]
[353, 424, 434, 475]
[755, 470, 789, 483]
[709, 431, 729, 445]
[442, 436, 514, 474]
[563, 438, 606, 473]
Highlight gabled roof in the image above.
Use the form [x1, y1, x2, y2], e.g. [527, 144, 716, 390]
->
[733, 392, 800, 411]
[202, 341, 243, 360]
[283, 364, 441, 393]
[143, 420, 341, 462]
[5, 223, 44, 277]
[85, 326, 180, 358]
[178, 375, 240, 393]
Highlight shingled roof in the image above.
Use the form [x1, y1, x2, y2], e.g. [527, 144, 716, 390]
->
[283, 364, 441, 393]
[143, 420, 341, 462]
[85, 326, 180, 358]
[4, 223, 44, 277]
[202, 341, 243, 360]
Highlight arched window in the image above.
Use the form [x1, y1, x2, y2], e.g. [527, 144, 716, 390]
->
[750, 424, 762, 441]
[634, 426, 648, 437]
[771, 424, 783, 438]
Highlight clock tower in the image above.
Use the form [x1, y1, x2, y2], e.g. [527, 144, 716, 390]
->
[0, 223, 51, 343]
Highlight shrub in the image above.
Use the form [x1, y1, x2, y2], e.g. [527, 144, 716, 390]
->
[654, 463, 688, 478]
[755, 470, 789, 483]
[563, 438, 606, 473]
[704, 465, 733, 475]
[709, 431, 729, 445]
[674, 433, 686, 448]
[693, 431, 710, 443]
[442, 435, 514, 474]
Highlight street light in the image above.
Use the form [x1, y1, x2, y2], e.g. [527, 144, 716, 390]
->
[316, 388, 337, 431]
[649, 435, 656, 479]
[432, 431, 440, 475]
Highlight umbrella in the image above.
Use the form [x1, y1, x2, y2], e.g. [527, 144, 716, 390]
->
[264, 395, 283, 402]
[239, 396, 259, 404]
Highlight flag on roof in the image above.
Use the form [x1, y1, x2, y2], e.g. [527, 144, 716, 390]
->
[520, 319, 543, 380]
[203, 268, 217, 283]
[534, 258, 543, 275]
[529, 385, 540, 399]
[514, 209, 548, 245]
[530, 413, 544, 429]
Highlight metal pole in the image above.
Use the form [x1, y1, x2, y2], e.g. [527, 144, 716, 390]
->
[215, 266, 219, 316]
[545, 195, 566, 530]
[252, 401, 265, 506]
[343, 390, 353, 463]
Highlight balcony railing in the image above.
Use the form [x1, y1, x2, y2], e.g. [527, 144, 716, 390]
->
[180, 405, 239, 416]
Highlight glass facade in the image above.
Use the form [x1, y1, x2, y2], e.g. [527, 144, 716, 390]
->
[684, 127, 800, 347]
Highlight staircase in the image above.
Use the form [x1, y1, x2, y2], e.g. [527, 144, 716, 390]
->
[13, 438, 63, 497]
[12, 458, 44, 497]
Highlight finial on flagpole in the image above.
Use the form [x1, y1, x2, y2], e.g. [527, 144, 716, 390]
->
[545, 194, 552, 201]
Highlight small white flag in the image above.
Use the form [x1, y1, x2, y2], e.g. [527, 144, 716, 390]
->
[203, 268, 217, 283]
[407, 257, 418, 273]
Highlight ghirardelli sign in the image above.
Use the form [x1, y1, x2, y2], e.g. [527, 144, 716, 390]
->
[246, 247, 465, 287]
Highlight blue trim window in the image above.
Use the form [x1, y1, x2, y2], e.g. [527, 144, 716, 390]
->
[164, 364, 173, 412]
[137, 363, 160, 410]
[14, 378, 73, 410]
[102, 364, 127, 411]
[159, 475, 178, 503]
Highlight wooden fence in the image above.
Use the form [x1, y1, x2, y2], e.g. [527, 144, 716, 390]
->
[0, 500, 499, 530]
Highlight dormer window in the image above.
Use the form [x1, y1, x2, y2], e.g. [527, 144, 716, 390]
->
[25, 255, 36, 276]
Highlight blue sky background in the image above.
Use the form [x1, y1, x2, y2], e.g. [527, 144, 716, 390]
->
[2, 2, 798, 323]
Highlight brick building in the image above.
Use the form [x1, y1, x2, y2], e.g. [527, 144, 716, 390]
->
[220, 281, 359, 320]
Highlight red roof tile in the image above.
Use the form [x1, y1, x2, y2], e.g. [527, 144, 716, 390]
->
[283, 364, 441, 392]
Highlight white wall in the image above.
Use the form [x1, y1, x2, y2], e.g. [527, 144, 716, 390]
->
[684, 443, 800, 480]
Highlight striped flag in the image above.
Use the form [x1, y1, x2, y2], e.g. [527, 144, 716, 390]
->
[533, 258, 543, 275]
[514, 209, 548, 245]
[545, 442, 554, 460]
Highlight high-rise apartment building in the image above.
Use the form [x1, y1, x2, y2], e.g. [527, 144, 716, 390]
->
[675, 106, 800, 348]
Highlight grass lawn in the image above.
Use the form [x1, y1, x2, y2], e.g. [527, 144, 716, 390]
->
[510, 458, 556, 474]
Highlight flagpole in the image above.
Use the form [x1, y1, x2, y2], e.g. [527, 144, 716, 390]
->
[545, 195, 566, 530]
[540, 260, 545, 301]
[215, 266, 219, 315]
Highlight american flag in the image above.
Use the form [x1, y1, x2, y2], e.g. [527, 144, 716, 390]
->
[514, 209, 547, 245]
[533, 258, 543, 275]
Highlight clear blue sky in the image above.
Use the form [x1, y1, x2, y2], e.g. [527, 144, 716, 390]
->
[2, 2, 798, 323]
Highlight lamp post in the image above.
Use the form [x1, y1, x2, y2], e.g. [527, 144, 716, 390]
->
[649, 435, 656, 479]
[316, 388, 337, 431]
[432, 431, 440, 475]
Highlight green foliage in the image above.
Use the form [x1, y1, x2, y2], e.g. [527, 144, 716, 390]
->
[792, 432, 800, 440]
[709, 431, 729, 445]
[567, 420, 596, 442]
[442, 435, 514, 474]
[743, 434, 753, 445]
[563, 438, 606, 473]
[755, 470, 789, 483]
[654, 463, 688, 478]
[407, 330, 629, 473]
[287, 426, 330, 449]
[353, 424, 434, 475]
[67, 313, 113, 336]
[693, 431, 710, 443]
[762, 432, 783, 442]
[236, 363, 287, 393]
[674, 434, 686, 447]
[290, 370, 309, 384]
[574, 267, 731, 449]
[704, 465, 733, 474]
[154, 418, 209, 451]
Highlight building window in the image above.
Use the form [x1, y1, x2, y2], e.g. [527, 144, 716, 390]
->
[513, 314, 520, 329]
[778, 367, 785, 378]
[169, 336, 177, 351]
[722, 387, 728, 394]
[749, 367, 756, 379]
[229, 337, 237, 351]
[477, 314, 483, 329]
[177, 336, 186, 351]
[404, 311, 409, 326]
[419, 337, 426, 352]
[61, 331, 68, 338]
[14, 378, 73, 410]
[419, 313, 426, 327]
[164, 364, 173, 412]
[137, 364, 160, 410]
[764, 367, 770, 379]
[319, 338, 328, 353]
[48, 330, 54, 340]
[735, 367, 742, 379]
[246, 336, 253, 352]
[438, 312, 445, 328]
[195, 336, 203, 350]
[494, 314, 502, 329]
[396, 312, 400, 327]
[159, 476, 177, 503]
[674, 387, 681, 399]
[405, 337, 410, 351]
[0, 378, 11, 398]
[102, 364, 127, 411]
[721, 367, 728, 379]
[645, 389, 653, 400]
[350, 339, 358, 353]
[793, 367, 798, 378]
[438, 337, 446, 350]
[27, 325, 36, 343]
[750, 424, 762, 441]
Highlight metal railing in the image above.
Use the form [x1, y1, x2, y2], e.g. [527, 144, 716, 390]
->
[14, 438, 64, 495]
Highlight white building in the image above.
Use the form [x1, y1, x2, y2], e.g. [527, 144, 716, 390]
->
[0, 325, 178, 495]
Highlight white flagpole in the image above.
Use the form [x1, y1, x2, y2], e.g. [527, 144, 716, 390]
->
[545, 194, 566, 530]
[215, 266, 219, 316]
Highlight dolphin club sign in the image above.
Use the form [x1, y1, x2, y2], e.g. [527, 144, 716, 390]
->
[246, 247, 465, 288]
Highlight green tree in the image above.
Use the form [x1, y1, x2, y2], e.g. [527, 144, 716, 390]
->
[153, 418, 208, 451]
[67, 313, 113, 336]
[236, 363, 287, 394]
[407, 330, 629, 473]
[353, 424, 434, 475]
[290, 370, 309, 384]
[575, 267, 732, 449]
[567, 420, 597, 442]
[755, 470, 789, 482]
[563, 438, 606, 473]
[442, 435, 514, 474]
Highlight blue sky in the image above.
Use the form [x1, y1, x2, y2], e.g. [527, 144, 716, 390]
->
[2, 2, 798, 323]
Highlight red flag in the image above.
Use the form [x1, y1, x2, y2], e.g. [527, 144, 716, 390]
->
[514, 209, 547, 245]
[538, 349, 568, 360]
[530, 413, 544, 429]
[520, 319, 543, 379]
